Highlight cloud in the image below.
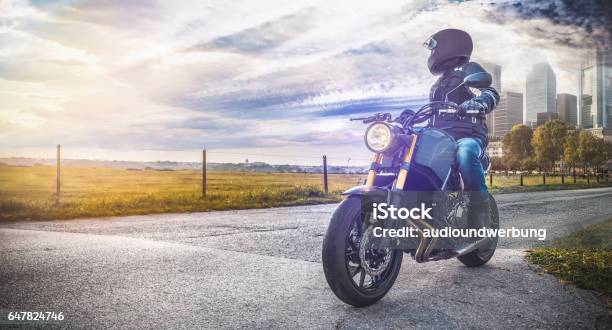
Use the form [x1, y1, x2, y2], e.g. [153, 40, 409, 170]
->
[344, 42, 395, 56]
[195, 8, 316, 54]
[317, 97, 428, 117]
[0, 0, 607, 163]
[489, 0, 611, 48]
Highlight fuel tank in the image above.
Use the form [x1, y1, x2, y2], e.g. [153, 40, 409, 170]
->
[405, 128, 456, 191]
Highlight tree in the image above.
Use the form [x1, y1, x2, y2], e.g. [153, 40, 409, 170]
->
[577, 130, 599, 174]
[490, 156, 504, 171]
[563, 130, 580, 175]
[591, 137, 612, 174]
[502, 124, 533, 170]
[531, 120, 568, 172]
[531, 126, 551, 171]
[604, 140, 612, 170]
[521, 157, 538, 172]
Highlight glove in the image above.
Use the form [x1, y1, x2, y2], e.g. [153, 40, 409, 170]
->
[400, 108, 416, 117]
[458, 99, 487, 116]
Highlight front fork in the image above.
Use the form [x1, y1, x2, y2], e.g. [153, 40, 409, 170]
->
[364, 134, 419, 189]
[394, 134, 418, 190]
[365, 154, 382, 187]
[363, 135, 437, 262]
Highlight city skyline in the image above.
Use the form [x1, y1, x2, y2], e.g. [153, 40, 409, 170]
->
[483, 47, 611, 137]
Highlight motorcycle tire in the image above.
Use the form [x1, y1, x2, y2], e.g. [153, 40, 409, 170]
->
[322, 195, 403, 307]
[457, 195, 499, 267]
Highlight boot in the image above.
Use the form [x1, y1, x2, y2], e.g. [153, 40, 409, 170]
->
[466, 191, 491, 243]
[467, 191, 491, 229]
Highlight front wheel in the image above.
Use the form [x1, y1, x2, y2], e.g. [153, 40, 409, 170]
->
[457, 195, 500, 267]
[322, 195, 403, 307]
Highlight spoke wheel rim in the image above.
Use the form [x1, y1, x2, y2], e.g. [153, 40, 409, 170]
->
[344, 215, 396, 292]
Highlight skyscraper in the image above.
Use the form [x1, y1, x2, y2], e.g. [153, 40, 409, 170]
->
[481, 62, 502, 136]
[494, 91, 523, 137]
[481, 62, 502, 92]
[536, 112, 559, 127]
[579, 49, 612, 129]
[556, 93, 578, 127]
[525, 62, 557, 126]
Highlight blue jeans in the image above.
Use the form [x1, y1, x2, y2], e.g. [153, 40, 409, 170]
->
[456, 138, 487, 193]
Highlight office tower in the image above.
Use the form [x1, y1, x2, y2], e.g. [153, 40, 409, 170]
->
[486, 140, 503, 158]
[579, 49, 612, 129]
[536, 112, 559, 127]
[481, 62, 502, 92]
[494, 91, 523, 137]
[481, 62, 502, 136]
[556, 93, 578, 127]
[525, 62, 557, 126]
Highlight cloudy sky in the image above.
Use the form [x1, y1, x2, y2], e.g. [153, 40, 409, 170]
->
[0, 0, 609, 165]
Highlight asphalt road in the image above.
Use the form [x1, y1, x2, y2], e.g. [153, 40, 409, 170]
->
[1, 187, 611, 329]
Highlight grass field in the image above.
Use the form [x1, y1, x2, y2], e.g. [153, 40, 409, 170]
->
[0, 165, 363, 222]
[0, 165, 610, 221]
[526, 219, 612, 306]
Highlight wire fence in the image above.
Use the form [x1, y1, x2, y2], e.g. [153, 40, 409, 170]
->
[205, 150, 372, 163]
[484, 171, 610, 190]
[43, 145, 610, 204]
[44, 145, 371, 203]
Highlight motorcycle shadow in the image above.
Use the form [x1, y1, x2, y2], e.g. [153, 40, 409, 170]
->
[327, 248, 602, 329]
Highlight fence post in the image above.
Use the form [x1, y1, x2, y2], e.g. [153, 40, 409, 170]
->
[489, 173, 493, 187]
[587, 173, 590, 184]
[573, 172, 576, 184]
[202, 149, 207, 197]
[561, 174, 564, 184]
[323, 155, 328, 193]
[542, 173, 546, 185]
[56, 144, 60, 205]
[520, 174, 523, 186]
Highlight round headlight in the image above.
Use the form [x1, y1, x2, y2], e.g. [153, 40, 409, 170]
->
[365, 123, 393, 152]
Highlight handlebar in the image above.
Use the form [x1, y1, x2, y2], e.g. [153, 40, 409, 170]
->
[349, 101, 484, 127]
[349, 112, 392, 124]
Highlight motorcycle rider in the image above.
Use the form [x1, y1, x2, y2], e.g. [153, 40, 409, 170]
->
[422, 28, 500, 233]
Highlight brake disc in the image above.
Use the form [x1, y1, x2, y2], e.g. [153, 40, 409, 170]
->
[359, 226, 392, 277]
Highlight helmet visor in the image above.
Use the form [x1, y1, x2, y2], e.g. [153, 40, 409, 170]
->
[423, 37, 437, 50]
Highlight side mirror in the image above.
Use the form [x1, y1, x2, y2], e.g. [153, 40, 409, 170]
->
[463, 72, 491, 88]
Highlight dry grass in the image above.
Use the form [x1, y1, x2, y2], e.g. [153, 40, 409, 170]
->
[0, 165, 364, 221]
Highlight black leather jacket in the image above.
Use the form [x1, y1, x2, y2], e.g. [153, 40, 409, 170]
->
[429, 62, 500, 143]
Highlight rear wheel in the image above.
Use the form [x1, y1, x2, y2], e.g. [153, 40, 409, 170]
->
[322, 196, 403, 307]
[457, 195, 499, 267]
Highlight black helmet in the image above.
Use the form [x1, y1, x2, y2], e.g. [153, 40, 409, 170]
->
[423, 29, 473, 75]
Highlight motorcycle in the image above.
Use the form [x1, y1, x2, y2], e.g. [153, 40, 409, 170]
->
[321, 73, 500, 307]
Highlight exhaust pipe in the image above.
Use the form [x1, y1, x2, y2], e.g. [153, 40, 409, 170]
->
[454, 238, 492, 256]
